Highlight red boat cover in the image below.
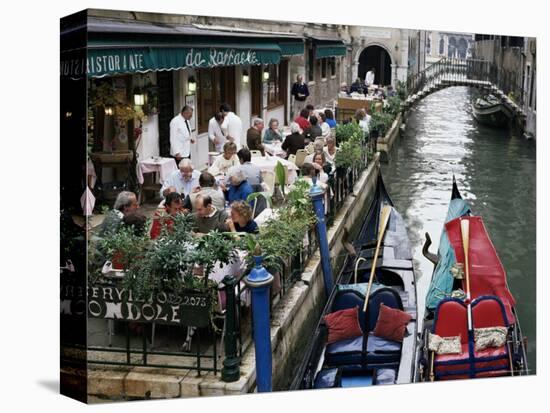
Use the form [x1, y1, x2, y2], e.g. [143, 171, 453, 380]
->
[445, 216, 516, 323]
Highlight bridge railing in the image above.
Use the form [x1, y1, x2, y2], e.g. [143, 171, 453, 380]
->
[405, 57, 527, 108]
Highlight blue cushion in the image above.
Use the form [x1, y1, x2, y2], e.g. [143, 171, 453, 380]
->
[313, 368, 341, 389]
[325, 334, 402, 367]
[374, 368, 396, 385]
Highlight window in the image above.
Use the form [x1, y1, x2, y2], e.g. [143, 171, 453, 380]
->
[330, 57, 336, 77]
[321, 58, 327, 79]
[308, 46, 315, 82]
[529, 68, 535, 109]
[267, 63, 285, 108]
[439, 38, 444, 55]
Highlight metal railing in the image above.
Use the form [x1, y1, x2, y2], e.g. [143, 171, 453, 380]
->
[405, 57, 527, 109]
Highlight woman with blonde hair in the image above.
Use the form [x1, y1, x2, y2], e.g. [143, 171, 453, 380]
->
[226, 200, 259, 234]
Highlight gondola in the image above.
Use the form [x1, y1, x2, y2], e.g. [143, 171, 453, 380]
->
[290, 171, 417, 390]
[416, 177, 528, 382]
[472, 94, 512, 128]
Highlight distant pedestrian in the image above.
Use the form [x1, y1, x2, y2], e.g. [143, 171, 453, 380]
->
[291, 74, 310, 118]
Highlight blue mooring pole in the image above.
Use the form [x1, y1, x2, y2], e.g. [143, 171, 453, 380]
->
[310, 177, 334, 297]
[244, 254, 274, 392]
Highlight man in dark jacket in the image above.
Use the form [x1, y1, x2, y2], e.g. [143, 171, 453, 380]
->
[246, 118, 265, 155]
[291, 74, 310, 118]
[282, 122, 306, 157]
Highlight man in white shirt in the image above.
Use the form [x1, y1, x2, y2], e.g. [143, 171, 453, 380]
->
[365, 67, 376, 87]
[160, 159, 201, 198]
[220, 103, 243, 149]
[170, 105, 195, 165]
[208, 112, 226, 153]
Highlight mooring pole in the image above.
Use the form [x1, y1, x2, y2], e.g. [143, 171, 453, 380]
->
[244, 252, 274, 392]
[310, 177, 334, 297]
[221, 274, 240, 382]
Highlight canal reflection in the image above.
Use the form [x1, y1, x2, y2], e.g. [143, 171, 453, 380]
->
[382, 86, 536, 372]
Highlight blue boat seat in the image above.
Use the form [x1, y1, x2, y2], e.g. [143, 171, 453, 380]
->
[324, 287, 404, 369]
[313, 368, 342, 389]
[325, 333, 402, 367]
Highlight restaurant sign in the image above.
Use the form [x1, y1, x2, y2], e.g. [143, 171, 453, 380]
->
[61, 46, 281, 77]
[60, 280, 212, 327]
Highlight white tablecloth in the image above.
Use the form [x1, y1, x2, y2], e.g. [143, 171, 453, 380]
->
[264, 142, 286, 158]
[80, 186, 96, 216]
[250, 156, 298, 184]
[136, 157, 178, 185]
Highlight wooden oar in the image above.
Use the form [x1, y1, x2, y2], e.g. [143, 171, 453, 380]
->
[460, 218, 473, 332]
[362, 205, 392, 312]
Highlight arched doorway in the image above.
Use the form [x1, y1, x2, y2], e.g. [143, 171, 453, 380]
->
[358, 45, 392, 86]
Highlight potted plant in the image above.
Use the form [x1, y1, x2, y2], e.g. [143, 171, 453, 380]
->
[89, 213, 239, 328]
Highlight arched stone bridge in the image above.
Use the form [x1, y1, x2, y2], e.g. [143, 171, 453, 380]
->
[402, 58, 525, 120]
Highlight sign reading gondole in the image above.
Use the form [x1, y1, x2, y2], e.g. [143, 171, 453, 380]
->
[61, 46, 281, 77]
[60, 280, 212, 327]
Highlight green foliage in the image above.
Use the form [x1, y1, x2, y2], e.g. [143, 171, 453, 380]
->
[334, 139, 363, 170]
[89, 212, 238, 303]
[274, 161, 287, 195]
[368, 111, 395, 138]
[335, 121, 364, 145]
[240, 180, 317, 273]
[396, 80, 407, 101]
[384, 95, 403, 117]
[334, 121, 365, 170]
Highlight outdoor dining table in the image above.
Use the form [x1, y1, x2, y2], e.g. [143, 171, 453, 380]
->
[250, 155, 298, 184]
[263, 141, 286, 158]
[136, 156, 178, 185]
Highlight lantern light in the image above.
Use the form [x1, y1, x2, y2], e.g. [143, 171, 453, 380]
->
[188, 76, 197, 93]
[133, 88, 145, 106]
[104, 106, 114, 116]
[242, 70, 250, 83]
[263, 68, 270, 81]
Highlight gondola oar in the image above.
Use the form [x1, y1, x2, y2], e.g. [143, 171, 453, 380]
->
[362, 205, 392, 312]
[460, 219, 473, 333]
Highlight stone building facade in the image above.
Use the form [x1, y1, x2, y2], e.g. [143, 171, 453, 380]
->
[425, 31, 474, 64]
[472, 35, 536, 139]
[347, 26, 416, 87]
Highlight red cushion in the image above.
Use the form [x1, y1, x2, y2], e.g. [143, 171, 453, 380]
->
[372, 304, 412, 343]
[323, 306, 363, 345]
[435, 300, 469, 344]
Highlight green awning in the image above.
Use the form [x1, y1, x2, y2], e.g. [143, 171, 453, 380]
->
[279, 41, 305, 56]
[85, 41, 282, 77]
[315, 43, 347, 59]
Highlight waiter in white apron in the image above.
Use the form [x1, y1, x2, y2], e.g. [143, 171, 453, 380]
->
[170, 105, 195, 166]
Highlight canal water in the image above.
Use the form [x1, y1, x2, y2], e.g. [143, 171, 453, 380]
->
[381, 86, 537, 372]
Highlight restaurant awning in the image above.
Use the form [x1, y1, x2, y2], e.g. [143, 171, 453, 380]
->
[279, 41, 305, 56]
[307, 34, 347, 59]
[315, 43, 347, 59]
[66, 17, 305, 78]
[86, 41, 282, 77]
